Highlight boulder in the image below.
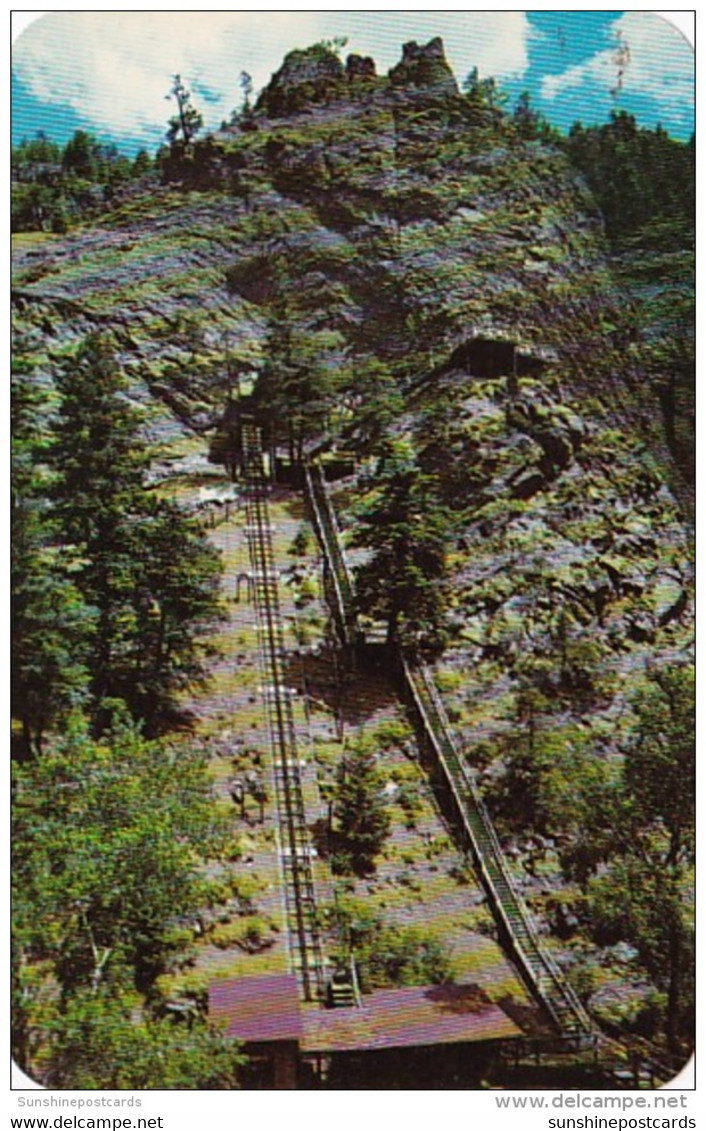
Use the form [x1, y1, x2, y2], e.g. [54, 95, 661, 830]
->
[510, 469, 546, 500]
[534, 426, 574, 472]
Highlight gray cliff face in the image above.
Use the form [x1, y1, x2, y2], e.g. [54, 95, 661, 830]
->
[11, 36, 694, 1049]
[11, 37, 692, 712]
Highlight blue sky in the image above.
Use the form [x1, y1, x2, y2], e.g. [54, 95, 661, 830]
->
[12, 11, 695, 155]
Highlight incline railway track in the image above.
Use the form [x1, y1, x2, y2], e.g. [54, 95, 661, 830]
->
[301, 458, 593, 1038]
[241, 425, 326, 1002]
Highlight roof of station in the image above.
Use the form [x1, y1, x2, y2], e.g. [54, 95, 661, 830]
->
[209, 976, 522, 1053]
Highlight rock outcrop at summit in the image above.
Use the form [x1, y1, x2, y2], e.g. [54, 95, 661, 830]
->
[255, 44, 347, 116]
[256, 36, 457, 117]
[389, 37, 459, 97]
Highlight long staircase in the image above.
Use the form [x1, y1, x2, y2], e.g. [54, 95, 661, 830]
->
[303, 462, 356, 647]
[240, 426, 326, 1002]
[402, 658, 592, 1036]
[302, 457, 593, 1037]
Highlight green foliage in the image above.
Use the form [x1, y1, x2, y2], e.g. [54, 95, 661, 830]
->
[564, 113, 694, 251]
[511, 91, 557, 143]
[132, 148, 153, 176]
[496, 719, 616, 844]
[11, 365, 94, 757]
[332, 739, 391, 875]
[334, 898, 454, 992]
[211, 916, 276, 952]
[462, 68, 508, 131]
[62, 130, 101, 179]
[289, 524, 312, 557]
[12, 129, 147, 233]
[49, 334, 223, 730]
[12, 710, 228, 997]
[373, 717, 414, 750]
[254, 313, 345, 458]
[11, 131, 61, 172]
[512, 612, 616, 712]
[524, 663, 695, 1053]
[353, 441, 450, 652]
[37, 989, 243, 1089]
[638, 276, 694, 488]
[166, 75, 204, 148]
[12, 182, 61, 233]
[624, 665, 694, 866]
[395, 780, 424, 829]
[342, 357, 404, 454]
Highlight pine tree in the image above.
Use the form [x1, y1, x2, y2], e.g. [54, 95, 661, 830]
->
[130, 498, 223, 728]
[550, 664, 694, 1055]
[256, 311, 344, 460]
[333, 739, 391, 875]
[166, 75, 203, 148]
[353, 441, 449, 652]
[11, 364, 94, 757]
[50, 335, 222, 730]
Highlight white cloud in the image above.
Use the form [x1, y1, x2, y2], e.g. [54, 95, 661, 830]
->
[337, 11, 532, 81]
[12, 11, 532, 144]
[541, 12, 693, 116]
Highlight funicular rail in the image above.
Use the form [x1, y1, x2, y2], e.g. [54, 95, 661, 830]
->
[303, 459, 592, 1037]
[240, 427, 326, 1002]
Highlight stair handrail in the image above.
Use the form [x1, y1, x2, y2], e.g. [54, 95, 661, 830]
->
[302, 462, 355, 640]
[402, 654, 592, 1033]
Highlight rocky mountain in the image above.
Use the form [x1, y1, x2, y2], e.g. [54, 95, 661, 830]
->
[13, 33, 692, 657]
[12, 37, 694, 1059]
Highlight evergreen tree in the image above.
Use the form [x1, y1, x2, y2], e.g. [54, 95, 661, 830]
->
[11, 131, 62, 178]
[239, 71, 254, 116]
[545, 664, 694, 1054]
[132, 148, 152, 176]
[255, 312, 344, 460]
[62, 130, 101, 179]
[511, 90, 555, 143]
[352, 441, 449, 652]
[602, 664, 695, 1054]
[564, 113, 694, 250]
[50, 335, 222, 730]
[342, 357, 403, 454]
[463, 67, 507, 128]
[333, 739, 391, 875]
[51, 336, 150, 715]
[11, 365, 94, 758]
[130, 499, 223, 727]
[166, 75, 203, 148]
